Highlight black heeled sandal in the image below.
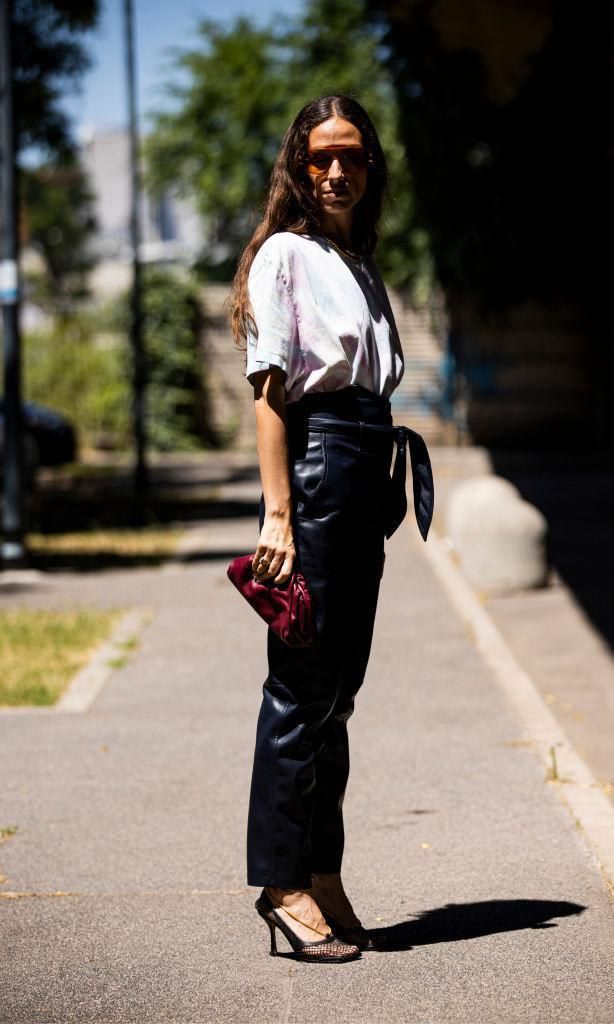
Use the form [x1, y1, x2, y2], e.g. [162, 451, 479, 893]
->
[255, 889, 361, 962]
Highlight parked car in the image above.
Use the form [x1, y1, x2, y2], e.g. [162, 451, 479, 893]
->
[0, 400, 77, 476]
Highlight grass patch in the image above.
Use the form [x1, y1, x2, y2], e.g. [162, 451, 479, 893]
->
[115, 635, 139, 652]
[106, 655, 127, 670]
[28, 527, 183, 557]
[26, 527, 184, 570]
[0, 607, 122, 706]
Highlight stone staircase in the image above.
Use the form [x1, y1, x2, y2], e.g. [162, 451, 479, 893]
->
[388, 292, 447, 444]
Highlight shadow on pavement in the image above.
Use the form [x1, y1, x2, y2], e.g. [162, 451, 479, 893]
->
[21, 545, 254, 573]
[489, 450, 614, 654]
[368, 899, 585, 951]
[8, 456, 260, 571]
[31, 493, 259, 530]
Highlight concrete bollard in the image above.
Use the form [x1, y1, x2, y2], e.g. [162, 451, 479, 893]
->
[445, 475, 549, 594]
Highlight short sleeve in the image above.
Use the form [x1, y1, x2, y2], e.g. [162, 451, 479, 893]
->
[244, 236, 298, 388]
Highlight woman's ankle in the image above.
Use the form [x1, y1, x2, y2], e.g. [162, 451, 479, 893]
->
[265, 886, 332, 939]
[310, 874, 361, 927]
[266, 885, 312, 901]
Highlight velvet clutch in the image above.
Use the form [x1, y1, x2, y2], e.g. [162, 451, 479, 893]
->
[226, 554, 315, 647]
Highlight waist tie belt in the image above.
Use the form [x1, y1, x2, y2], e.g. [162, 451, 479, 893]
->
[305, 414, 435, 542]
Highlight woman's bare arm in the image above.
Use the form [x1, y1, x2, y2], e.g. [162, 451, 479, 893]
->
[251, 366, 296, 585]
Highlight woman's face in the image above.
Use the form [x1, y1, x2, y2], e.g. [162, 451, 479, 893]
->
[305, 116, 368, 223]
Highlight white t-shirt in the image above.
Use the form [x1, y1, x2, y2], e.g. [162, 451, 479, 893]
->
[244, 231, 404, 404]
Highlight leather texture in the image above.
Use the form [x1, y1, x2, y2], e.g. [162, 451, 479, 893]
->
[247, 384, 400, 888]
[226, 554, 315, 647]
[304, 416, 434, 541]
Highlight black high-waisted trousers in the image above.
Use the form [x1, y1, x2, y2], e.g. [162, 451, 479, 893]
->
[246, 383, 399, 889]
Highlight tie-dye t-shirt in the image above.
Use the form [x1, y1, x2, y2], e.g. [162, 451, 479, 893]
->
[244, 231, 404, 404]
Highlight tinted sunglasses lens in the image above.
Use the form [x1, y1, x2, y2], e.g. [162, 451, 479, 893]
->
[341, 150, 368, 172]
[306, 149, 369, 174]
[306, 153, 333, 173]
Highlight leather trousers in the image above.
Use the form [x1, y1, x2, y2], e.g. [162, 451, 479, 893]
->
[246, 384, 401, 889]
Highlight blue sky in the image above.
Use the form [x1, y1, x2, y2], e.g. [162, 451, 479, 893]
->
[63, 0, 305, 135]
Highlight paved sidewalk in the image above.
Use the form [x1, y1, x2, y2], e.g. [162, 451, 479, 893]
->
[430, 445, 614, 807]
[1, 467, 614, 1022]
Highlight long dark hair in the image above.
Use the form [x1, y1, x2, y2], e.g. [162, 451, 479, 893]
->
[229, 94, 387, 347]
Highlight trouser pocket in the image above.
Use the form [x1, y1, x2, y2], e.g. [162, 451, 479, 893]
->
[291, 430, 328, 516]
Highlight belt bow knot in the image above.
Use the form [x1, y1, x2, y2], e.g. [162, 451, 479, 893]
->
[387, 425, 435, 541]
[303, 413, 435, 541]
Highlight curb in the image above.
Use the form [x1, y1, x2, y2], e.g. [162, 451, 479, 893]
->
[410, 519, 614, 898]
[0, 606, 153, 716]
[56, 606, 153, 712]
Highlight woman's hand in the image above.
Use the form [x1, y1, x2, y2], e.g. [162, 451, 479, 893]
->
[252, 513, 295, 585]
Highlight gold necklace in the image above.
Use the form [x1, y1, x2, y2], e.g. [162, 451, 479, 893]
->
[323, 235, 364, 264]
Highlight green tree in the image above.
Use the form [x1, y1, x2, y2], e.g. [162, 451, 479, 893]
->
[145, 18, 290, 280]
[21, 159, 97, 310]
[13, 0, 100, 160]
[146, 1, 433, 298]
[14, 3, 101, 307]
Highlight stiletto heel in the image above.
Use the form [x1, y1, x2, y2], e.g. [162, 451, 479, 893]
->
[255, 889, 361, 962]
[265, 917, 277, 955]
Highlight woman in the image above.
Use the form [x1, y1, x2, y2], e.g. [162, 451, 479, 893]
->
[229, 95, 434, 963]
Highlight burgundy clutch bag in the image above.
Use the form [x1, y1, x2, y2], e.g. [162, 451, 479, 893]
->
[226, 554, 315, 647]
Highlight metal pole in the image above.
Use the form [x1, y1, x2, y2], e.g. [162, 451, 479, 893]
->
[123, 0, 147, 495]
[0, 0, 26, 565]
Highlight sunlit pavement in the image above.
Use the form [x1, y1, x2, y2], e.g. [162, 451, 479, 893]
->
[1, 454, 614, 1023]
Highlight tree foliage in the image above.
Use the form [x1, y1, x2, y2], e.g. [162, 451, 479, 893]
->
[366, 0, 613, 313]
[25, 313, 130, 452]
[14, 2, 101, 306]
[13, 0, 100, 160]
[145, 0, 432, 297]
[21, 159, 97, 309]
[145, 18, 289, 280]
[115, 269, 209, 452]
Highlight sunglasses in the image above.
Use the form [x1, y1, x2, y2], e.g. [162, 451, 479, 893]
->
[304, 147, 370, 175]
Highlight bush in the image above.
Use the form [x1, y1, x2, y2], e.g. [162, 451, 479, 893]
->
[115, 268, 207, 452]
[22, 268, 211, 454]
[24, 313, 131, 451]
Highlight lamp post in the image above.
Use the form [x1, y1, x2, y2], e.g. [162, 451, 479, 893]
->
[0, 0, 26, 566]
[123, 0, 147, 496]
